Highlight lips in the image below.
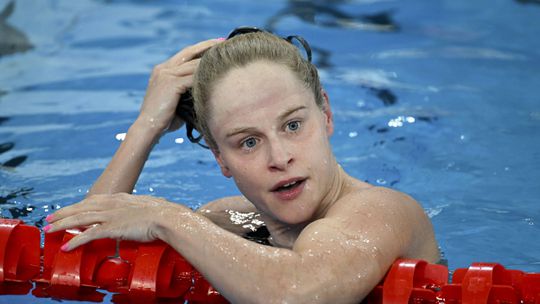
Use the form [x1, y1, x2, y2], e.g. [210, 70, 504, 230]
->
[271, 177, 307, 201]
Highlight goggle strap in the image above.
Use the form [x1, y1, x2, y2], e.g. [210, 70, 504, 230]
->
[285, 35, 313, 63]
[186, 123, 210, 149]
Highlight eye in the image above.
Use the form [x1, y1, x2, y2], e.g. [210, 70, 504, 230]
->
[241, 137, 258, 149]
[286, 120, 301, 132]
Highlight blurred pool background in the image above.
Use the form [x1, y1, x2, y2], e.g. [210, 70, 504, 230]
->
[0, 0, 539, 302]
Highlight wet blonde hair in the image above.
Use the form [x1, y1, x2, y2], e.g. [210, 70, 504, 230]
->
[192, 31, 323, 150]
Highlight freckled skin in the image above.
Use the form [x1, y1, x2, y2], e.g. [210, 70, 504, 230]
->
[46, 40, 440, 303]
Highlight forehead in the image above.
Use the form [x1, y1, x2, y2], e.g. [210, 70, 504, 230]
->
[208, 60, 314, 128]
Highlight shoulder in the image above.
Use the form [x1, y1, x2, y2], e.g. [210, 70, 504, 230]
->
[324, 184, 439, 262]
[290, 184, 439, 300]
[329, 184, 421, 219]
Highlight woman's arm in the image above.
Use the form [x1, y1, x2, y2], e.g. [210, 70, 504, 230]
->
[87, 118, 161, 195]
[45, 187, 430, 303]
[87, 39, 222, 196]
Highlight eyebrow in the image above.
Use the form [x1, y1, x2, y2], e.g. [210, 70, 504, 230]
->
[225, 105, 307, 138]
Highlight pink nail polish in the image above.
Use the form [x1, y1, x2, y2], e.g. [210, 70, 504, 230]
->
[217, 37, 226, 41]
[43, 224, 51, 232]
[60, 244, 69, 252]
[45, 214, 53, 222]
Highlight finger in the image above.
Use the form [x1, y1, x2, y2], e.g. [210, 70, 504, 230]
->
[166, 38, 222, 67]
[169, 58, 200, 77]
[176, 74, 194, 94]
[48, 193, 127, 222]
[47, 211, 106, 233]
[150, 60, 199, 83]
[48, 198, 105, 223]
[61, 225, 104, 252]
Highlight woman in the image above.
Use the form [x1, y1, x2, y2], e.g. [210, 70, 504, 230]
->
[45, 29, 440, 303]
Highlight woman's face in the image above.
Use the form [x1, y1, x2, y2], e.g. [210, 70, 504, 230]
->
[207, 60, 335, 225]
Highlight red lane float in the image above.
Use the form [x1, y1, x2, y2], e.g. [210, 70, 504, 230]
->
[363, 259, 540, 304]
[0, 219, 539, 303]
[0, 219, 226, 303]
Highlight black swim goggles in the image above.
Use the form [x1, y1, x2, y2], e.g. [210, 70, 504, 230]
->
[175, 26, 313, 149]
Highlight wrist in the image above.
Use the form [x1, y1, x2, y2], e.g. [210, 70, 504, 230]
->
[152, 203, 191, 243]
[129, 115, 166, 142]
[132, 113, 170, 137]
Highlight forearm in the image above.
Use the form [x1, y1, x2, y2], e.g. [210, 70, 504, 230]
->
[88, 117, 162, 196]
[156, 208, 300, 303]
[88, 40, 222, 196]
[155, 207, 384, 303]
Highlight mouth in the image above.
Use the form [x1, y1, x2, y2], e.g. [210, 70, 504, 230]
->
[270, 177, 307, 201]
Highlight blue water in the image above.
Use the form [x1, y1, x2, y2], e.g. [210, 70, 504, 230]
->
[1, 0, 539, 303]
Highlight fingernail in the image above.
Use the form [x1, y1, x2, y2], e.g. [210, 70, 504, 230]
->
[43, 224, 51, 232]
[216, 37, 226, 41]
[45, 214, 53, 222]
[60, 243, 70, 252]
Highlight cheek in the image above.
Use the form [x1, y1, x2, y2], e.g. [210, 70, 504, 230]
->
[227, 156, 261, 183]
[304, 121, 332, 156]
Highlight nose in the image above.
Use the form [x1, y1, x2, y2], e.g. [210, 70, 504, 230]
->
[267, 137, 293, 171]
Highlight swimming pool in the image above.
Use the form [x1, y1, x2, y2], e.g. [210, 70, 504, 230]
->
[1, 0, 539, 302]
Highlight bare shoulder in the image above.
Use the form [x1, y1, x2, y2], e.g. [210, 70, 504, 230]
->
[332, 185, 425, 218]
[326, 183, 440, 262]
[291, 183, 439, 300]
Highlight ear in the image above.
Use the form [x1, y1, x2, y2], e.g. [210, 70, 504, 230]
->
[211, 148, 233, 178]
[321, 89, 334, 136]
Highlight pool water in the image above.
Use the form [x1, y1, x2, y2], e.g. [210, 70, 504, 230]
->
[1, 0, 539, 303]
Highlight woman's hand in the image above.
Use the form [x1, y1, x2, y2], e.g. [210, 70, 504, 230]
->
[44, 193, 188, 251]
[136, 38, 223, 135]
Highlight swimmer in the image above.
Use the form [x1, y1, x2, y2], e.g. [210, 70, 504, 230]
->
[45, 28, 440, 303]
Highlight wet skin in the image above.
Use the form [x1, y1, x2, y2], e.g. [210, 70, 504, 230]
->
[46, 40, 440, 303]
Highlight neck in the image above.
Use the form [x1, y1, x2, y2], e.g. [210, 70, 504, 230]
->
[312, 160, 350, 221]
[262, 159, 350, 248]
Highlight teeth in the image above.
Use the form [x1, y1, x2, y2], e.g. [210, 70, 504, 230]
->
[283, 181, 297, 187]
